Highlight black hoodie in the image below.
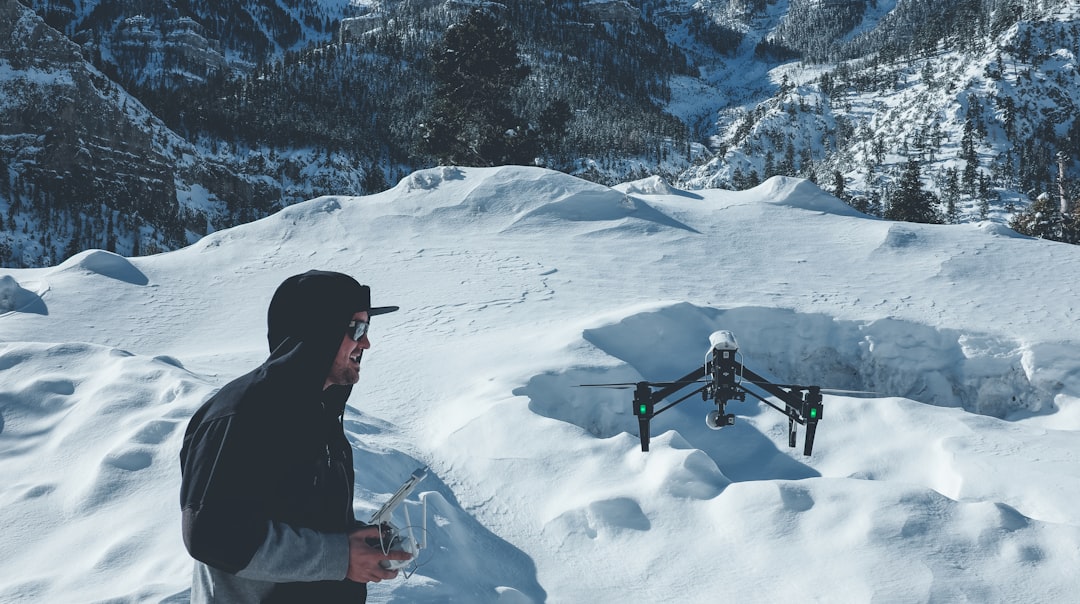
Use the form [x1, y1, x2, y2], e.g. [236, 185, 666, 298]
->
[180, 271, 386, 602]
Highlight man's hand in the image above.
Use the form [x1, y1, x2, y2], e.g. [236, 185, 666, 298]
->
[346, 525, 411, 583]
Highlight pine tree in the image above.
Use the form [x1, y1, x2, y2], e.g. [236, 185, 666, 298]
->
[1010, 192, 1059, 239]
[536, 99, 573, 160]
[942, 167, 961, 223]
[961, 119, 979, 196]
[886, 157, 942, 224]
[64, 215, 84, 261]
[832, 170, 846, 201]
[421, 9, 532, 166]
[106, 210, 117, 253]
[978, 173, 994, 220]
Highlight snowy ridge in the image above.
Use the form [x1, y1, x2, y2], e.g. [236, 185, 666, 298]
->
[2, 167, 1080, 602]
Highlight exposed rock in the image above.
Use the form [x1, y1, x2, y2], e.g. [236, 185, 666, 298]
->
[0, 0, 179, 227]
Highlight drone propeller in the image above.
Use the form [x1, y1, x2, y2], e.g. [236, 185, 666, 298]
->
[819, 388, 881, 396]
[742, 380, 879, 396]
[577, 380, 708, 390]
[581, 380, 878, 396]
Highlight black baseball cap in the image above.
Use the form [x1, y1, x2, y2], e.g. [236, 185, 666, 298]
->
[356, 283, 399, 316]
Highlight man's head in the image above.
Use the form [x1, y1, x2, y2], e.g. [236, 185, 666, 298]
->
[266, 271, 398, 391]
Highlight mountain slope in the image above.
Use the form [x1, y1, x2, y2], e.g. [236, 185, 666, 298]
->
[3, 0, 1079, 268]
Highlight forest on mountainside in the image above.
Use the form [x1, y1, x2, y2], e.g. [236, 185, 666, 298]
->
[2, 0, 1079, 268]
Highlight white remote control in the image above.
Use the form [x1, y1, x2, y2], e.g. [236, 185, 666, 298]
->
[369, 467, 428, 570]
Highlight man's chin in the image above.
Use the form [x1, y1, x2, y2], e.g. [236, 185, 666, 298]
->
[327, 368, 361, 388]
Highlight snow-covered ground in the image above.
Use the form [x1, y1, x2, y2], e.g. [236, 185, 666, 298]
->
[2, 166, 1079, 602]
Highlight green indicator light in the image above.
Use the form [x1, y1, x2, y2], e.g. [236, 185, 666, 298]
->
[810, 408, 818, 419]
[639, 404, 648, 415]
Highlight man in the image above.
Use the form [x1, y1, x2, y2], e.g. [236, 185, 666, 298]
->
[179, 270, 411, 603]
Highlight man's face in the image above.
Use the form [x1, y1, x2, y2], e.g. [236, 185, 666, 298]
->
[324, 311, 370, 390]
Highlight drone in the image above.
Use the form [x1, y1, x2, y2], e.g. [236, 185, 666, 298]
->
[582, 331, 826, 455]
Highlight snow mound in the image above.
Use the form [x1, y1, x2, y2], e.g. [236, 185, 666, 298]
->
[383, 166, 696, 232]
[614, 175, 684, 196]
[975, 221, 1026, 238]
[0, 342, 210, 602]
[400, 165, 466, 191]
[879, 223, 921, 249]
[0, 340, 547, 603]
[753, 176, 866, 216]
[50, 250, 148, 285]
[278, 195, 344, 222]
[0, 275, 46, 315]
[702, 478, 1080, 602]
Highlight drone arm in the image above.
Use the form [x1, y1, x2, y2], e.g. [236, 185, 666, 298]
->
[655, 385, 708, 416]
[632, 365, 708, 451]
[737, 364, 799, 408]
[730, 362, 823, 456]
[739, 385, 791, 417]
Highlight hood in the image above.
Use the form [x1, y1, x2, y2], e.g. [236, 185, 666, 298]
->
[262, 271, 380, 401]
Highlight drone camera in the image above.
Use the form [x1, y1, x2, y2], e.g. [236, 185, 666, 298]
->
[705, 410, 736, 430]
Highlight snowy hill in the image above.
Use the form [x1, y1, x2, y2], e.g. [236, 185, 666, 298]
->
[2, 166, 1080, 602]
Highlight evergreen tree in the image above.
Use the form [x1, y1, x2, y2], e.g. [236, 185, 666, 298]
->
[1010, 192, 1060, 239]
[961, 119, 979, 196]
[942, 167, 961, 223]
[421, 9, 532, 166]
[886, 157, 942, 224]
[978, 173, 995, 220]
[536, 99, 573, 161]
[746, 169, 761, 189]
[763, 152, 776, 179]
[64, 215, 83, 261]
[731, 167, 745, 189]
[779, 142, 796, 176]
[106, 210, 117, 253]
[832, 170, 846, 201]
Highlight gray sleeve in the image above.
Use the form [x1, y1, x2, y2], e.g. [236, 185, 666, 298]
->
[235, 520, 350, 583]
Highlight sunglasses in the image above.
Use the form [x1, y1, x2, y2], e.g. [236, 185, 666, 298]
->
[346, 319, 370, 341]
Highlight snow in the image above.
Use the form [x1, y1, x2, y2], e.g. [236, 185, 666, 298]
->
[2, 165, 1080, 602]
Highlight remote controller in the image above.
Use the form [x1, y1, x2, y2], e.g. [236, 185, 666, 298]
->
[367, 467, 428, 571]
